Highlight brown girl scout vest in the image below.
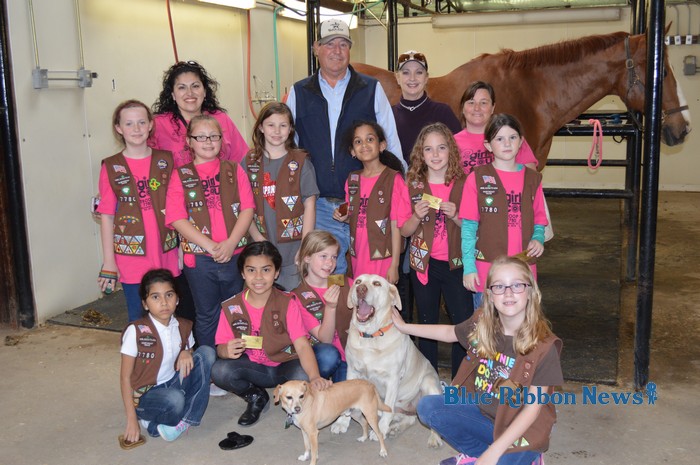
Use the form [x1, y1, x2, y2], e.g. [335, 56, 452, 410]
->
[103, 151, 178, 255]
[221, 287, 299, 363]
[126, 316, 192, 402]
[407, 177, 465, 273]
[347, 168, 397, 277]
[176, 160, 247, 254]
[244, 149, 307, 243]
[451, 310, 562, 454]
[292, 281, 353, 349]
[473, 164, 541, 262]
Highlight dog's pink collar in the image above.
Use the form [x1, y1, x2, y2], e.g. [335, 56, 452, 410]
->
[359, 323, 394, 338]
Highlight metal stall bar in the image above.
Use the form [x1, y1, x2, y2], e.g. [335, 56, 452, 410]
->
[634, 0, 665, 390]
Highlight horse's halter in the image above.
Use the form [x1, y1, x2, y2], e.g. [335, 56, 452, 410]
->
[624, 36, 688, 122]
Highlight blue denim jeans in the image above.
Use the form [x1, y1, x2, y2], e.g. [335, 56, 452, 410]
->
[417, 395, 541, 465]
[122, 283, 144, 322]
[136, 346, 215, 435]
[316, 198, 350, 275]
[313, 343, 342, 379]
[473, 291, 484, 310]
[184, 254, 243, 348]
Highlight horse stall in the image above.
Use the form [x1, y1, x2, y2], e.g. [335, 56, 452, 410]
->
[354, 1, 691, 387]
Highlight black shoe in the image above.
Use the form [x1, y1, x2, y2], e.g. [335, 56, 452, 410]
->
[237, 386, 270, 426]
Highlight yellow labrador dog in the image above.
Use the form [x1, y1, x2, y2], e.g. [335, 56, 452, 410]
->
[331, 274, 443, 447]
[274, 379, 390, 465]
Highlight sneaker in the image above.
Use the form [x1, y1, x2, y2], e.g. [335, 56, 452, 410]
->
[210, 383, 229, 397]
[139, 419, 160, 438]
[157, 421, 189, 442]
[439, 454, 477, 465]
[138, 419, 150, 430]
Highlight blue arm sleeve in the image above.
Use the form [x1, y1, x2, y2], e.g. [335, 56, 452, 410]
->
[461, 219, 478, 275]
[531, 224, 546, 245]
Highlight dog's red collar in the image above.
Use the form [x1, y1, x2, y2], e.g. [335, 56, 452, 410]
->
[359, 323, 394, 338]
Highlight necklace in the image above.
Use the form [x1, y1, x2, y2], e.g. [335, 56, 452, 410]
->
[399, 95, 428, 112]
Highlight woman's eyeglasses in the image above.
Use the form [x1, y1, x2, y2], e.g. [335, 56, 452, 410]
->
[189, 134, 222, 142]
[488, 283, 530, 295]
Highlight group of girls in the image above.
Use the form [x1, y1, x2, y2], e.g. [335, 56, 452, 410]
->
[106, 60, 560, 464]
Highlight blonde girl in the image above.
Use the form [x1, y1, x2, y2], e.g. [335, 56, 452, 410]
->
[243, 102, 319, 291]
[459, 114, 547, 309]
[292, 231, 353, 381]
[392, 256, 563, 465]
[97, 99, 179, 321]
[165, 115, 255, 348]
[398, 122, 473, 377]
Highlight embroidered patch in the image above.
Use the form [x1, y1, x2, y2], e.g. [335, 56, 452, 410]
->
[113, 165, 127, 174]
[228, 305, 243, 315]
[374, 218, 388, 235]
[301, 291, 315, 299]
[157, 159, 168, 169]
[281, 195, 298, 211]
[137, 325, 152, 334]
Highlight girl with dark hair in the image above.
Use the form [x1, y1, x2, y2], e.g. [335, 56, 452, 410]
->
[120, 269, 215, 443]
[211, 241, 334, 427]
[333, 121, 410, 282]
[149, 61, 248, 167]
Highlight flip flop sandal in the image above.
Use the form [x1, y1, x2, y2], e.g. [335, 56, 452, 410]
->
[118, 434, 146, 450]
[218, 431, 254, 450]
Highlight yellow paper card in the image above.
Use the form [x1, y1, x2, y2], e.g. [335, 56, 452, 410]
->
[421, 193, 442, 210]
[242, 334, 263, 349]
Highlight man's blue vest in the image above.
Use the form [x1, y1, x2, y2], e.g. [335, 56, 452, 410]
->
[293, 66, 378, 199]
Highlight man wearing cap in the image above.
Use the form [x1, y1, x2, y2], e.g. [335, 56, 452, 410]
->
[286, 18, 403, 275]
[393, 50, 461, 164]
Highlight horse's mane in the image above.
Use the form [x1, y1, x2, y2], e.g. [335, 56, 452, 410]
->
[478, 31, 629, 68]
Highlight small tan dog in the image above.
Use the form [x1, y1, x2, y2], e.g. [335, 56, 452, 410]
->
[274, 379, 390, 465]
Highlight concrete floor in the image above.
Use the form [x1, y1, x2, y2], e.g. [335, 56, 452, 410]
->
[1, 192, 699, 465]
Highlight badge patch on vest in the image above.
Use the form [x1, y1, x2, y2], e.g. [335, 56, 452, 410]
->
[228, 305, 243, 315]
[148, 178, 161, 191]
[138, 334, 157, 348]
[231, 318, 249, 336]
[374, 218, 388, 235]
[281, 196, 298, 211]
[280, 217, 303, 239]
[409, 236, 429, 271]
[114, 234, 145, 255]
[301, 291, 315, 299]
[113, 165, 127, 174]
[157, 159, 169, 169]
[137, 325, 152, 334]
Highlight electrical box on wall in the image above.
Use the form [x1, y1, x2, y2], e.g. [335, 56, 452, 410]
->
[683, 56, 698, 76]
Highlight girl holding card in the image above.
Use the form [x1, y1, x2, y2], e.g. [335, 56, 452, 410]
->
[332, 121, 409, 283]
[210, 241, 333, 426]
[399, 122, 473, 377]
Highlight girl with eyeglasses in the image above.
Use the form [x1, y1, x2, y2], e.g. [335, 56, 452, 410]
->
[242, 102, 319, 291]
[150, 61, 249, 168]
[165, 115, 254, 349]
[454, 82, 537, 176]
[97, 100, 180, 322]
[459, 114, 547, 309]
[391, 256, 563, 465]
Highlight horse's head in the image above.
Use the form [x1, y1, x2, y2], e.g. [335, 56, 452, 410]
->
[619, 34, 691, 146]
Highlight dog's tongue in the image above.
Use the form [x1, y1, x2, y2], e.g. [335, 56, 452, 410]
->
[357, 299, 373, 320]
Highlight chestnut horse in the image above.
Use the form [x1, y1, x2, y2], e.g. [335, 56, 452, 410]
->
[353, 31, 691, 168]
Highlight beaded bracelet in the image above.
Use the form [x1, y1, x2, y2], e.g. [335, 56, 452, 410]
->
[99, 269, 118, 280]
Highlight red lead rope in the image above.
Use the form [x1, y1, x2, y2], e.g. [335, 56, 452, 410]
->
[588, 119, 603, 170]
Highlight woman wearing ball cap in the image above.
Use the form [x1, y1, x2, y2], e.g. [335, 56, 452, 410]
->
[392, 50, 461, 166]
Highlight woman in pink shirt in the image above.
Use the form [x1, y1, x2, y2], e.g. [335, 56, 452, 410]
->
[453, 81, 537, 175]
[149, 61, 248, 167]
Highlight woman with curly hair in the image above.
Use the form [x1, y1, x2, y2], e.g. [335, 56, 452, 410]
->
[149, 61, 248, 167]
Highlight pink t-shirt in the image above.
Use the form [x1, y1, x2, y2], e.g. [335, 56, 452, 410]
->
[453, 129, 538, 175]
[214, 291, 309, 367]
[459, 168, 547, 292]
[165, 159, 255, 266]
[345, 172, 411, 279]
[305, 285, 346, 360]
[397, 181, 458, 285]
[97, 155, 179, 284]
[148, 111, 249, 168]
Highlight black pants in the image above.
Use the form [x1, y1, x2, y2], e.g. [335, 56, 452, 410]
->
[411, 258, 474, 377]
